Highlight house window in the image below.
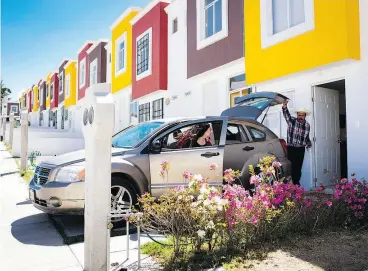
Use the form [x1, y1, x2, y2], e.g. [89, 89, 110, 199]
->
[136, 27, 152, 81]
[152, 98, 164, 120]
[38, 86, 40, 102]
[65, 74, 71, 98]
[79, 58, 86, 88]
[59, 72, 64, 94]
[46, 84, 49, 98]
[90, 58, 98, 85]
[40, 86, 43, 105]
[115, 32, 127, 76]
[10, 105, 18, 113]
[130, 100, 138, 122]
[260, 0, 315, 48]
[229, 73, 253, 108]
[172, 18, 178, 34]
[50, 83, 54, 101]
[196, 0, 228, 50]
[138, 102, 150, 123]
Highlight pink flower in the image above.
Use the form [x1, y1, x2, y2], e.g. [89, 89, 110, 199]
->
[224, 169, 233, 175]
[250, 217, 258, 224]
[316, 185, 325, 191]
[327, 200, 332, 207]
[305, 200, 311, 207]
[209, 163, 219, 171]
[272, 161, 282, 168]
[250, 175, 261, 185]
[182, 171, 192, 179]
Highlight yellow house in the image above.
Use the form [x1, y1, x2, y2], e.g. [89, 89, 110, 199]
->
[244, 0, 360, 85]
[46, 72, 54, 109]
[32, 84, 39, 112]
[64, 60, 77, 109]
[110, 7, 141, 94]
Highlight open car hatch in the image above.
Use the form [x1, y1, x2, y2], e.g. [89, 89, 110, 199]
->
[220, 92, 289, 122]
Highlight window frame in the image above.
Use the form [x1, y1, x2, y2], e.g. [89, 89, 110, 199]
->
[115, 31, 127, 77]
[228, 73, 253, 108]
[89, 58, 98, 86]
[10, 105, 18, 113]
[65, 74, 71, 99]
[79, 57, 86, 88]
[225, 123, 250, 145]
[152, 98, 164, 120]
[135, 27, 153, 81]
[40, 85, 43, 106]
[245, 125, 267, 142]
[260, 0, 315, 49]
[158, 120, 225, 153]
[138, 102, 150, 123]
[196, 0, 229, 50]
[59, 72, 64, 95]
[130, 100, 138, 123]
[172, 18, 178, 34]
[50, 83, 54, 102]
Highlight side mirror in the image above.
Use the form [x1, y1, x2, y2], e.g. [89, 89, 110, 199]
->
[151, 140, 162, 154]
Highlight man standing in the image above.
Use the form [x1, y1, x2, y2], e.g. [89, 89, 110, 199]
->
[282, 100, 312, 186]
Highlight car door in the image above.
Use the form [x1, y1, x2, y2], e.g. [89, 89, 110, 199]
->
[223, 121, 260, 186]
[149, 117, 227, 198]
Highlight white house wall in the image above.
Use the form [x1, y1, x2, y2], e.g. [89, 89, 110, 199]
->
[165, 58, 244, 118]
[113, 87, 131, 133]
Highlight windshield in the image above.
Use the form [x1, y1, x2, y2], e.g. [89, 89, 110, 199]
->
[112, 121, 165, 148]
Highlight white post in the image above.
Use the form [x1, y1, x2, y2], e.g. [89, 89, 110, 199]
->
[20, 110, 29, 171]
[0, 116, 3, 141]
[2, 115, 7, 141]
[82, 83, 115, 271]
[9, 113, 14, 148]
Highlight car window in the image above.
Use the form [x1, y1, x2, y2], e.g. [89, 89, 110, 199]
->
[226, 124, 249, 144]
[162, 121, 222, 151]
[247, 126, 266, 142]
[112, 121, 164, 148]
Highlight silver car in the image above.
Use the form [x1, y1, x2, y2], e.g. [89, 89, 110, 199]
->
[29, 92, 292, 225]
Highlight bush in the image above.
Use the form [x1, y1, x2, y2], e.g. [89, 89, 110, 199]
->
[131, 156, 368, 265]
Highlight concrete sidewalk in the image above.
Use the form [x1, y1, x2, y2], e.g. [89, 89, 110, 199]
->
[0, 143, 83, 271]
[0, 143, 165, 270]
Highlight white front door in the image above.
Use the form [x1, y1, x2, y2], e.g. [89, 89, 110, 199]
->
[313, 87, 340, 186]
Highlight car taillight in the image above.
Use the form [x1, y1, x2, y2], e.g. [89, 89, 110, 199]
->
[280, 139, 287, 156]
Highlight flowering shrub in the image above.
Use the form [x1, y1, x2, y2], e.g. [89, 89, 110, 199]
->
[333, 176, 368, 223]
[133, 156, 368, 259]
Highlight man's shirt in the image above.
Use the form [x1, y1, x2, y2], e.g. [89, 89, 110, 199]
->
[282, 107, 312, 148]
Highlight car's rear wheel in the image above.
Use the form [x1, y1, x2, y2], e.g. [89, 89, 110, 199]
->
[110, 176, 138, 229]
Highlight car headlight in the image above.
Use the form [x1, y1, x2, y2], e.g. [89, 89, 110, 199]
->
[54, 165, 85, 183]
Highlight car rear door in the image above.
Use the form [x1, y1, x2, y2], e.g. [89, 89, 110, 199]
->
[149, 117, 227, 197]
[221, 92, 289, 121]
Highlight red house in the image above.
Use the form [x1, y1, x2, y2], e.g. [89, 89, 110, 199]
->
[28, 88, 32, 113]
[50, 72, 59, 110]
[77, 41, 94, 100]
[130, 0, 169, 122]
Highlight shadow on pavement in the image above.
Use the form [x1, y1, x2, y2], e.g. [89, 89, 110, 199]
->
[11, 214, 65, 246]
[0, 171, 20, 177]
[16, 199, 32, 205]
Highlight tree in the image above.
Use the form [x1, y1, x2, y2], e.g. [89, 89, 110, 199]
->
[0, 80, 12, 115]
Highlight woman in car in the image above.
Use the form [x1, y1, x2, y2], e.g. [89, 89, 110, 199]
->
[192, 123, 213, 147]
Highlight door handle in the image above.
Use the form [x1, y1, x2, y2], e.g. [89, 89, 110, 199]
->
[243, 146, 254, 151]
[201, 152, 220, 158]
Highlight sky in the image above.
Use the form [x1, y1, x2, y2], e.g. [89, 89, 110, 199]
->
[1, 0, 150, 101]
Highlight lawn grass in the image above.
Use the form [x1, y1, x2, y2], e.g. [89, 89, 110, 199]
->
[141, 229, 368, 271]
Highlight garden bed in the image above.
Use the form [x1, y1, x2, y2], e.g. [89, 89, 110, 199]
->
[141, 229, 368, 271]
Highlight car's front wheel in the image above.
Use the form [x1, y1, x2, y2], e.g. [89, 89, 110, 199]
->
[110, 176, 138, 228]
